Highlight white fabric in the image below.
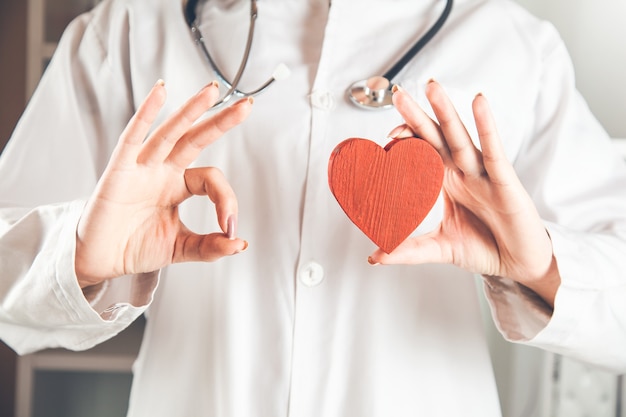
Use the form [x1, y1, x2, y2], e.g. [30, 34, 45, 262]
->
[1, 0, 626, 416]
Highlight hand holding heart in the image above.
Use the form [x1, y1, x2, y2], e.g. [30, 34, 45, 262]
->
[368, 81, 560, 306]
[75, 81, 251, 289]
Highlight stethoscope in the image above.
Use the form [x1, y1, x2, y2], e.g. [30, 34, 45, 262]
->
[182, 0, 453, 110]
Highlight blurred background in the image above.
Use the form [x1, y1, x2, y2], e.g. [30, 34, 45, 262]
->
[516, 0, 626, 139]
[0, 1, 624, 416]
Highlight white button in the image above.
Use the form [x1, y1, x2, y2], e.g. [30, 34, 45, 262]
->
[299, 261, 325, 287]
[310, 90, 336, 110]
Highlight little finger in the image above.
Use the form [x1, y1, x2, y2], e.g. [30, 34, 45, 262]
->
[113, 80, 167, 167]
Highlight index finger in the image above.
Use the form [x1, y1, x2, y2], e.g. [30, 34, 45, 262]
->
[391, 85, 454, 167]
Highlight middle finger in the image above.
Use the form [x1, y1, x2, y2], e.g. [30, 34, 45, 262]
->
[425, 80, 484, 177]
[137, 81, 220, 165]
[166, 97, 254, 170]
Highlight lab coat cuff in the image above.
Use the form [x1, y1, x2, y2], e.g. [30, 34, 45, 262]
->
[518, 223, 601, 348]
[518, 224, 626, 370]
[480, 275, 553, 342]
[482, 223, 597, 347]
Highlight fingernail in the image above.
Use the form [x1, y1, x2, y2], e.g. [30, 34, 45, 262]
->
[427, 78, 436, 85]
[391, 84, 402, 94]
[198, 81, 219, 94]
[227, 215, 237, 240]
[387, 125, 404, 138]
[367, 256, 379, 266]
[234, 97, 254, 107]
[387, 125, 414, 140]
[155, 79, 165, 87]
[233, 240, 249, 254]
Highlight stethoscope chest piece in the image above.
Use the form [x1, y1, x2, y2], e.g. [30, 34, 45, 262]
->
[348, 76, 393, 110]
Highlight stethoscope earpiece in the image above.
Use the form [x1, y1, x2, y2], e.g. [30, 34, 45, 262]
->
[348, 76, 394, 110]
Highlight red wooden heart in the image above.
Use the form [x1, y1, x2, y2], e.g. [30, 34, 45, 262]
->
[328, 137, 444, 253]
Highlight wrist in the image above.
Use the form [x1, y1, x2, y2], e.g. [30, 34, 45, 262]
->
[519, 254, 561, 308]
[75, 232, 107, 289]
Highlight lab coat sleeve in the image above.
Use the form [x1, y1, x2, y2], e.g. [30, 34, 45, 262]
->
[0, 1, 158, 355]
[482, 29, 626, 372]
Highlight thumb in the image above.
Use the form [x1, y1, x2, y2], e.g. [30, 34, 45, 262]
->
[368, 231, 449, 266]
[173, 229, 248, 264]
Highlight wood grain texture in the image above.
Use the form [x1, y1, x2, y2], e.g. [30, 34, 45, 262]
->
[328, 137, 444, 253]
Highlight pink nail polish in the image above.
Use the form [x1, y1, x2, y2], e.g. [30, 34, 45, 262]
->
[227, 215, 237, 240]
[387, 125, 415, 140]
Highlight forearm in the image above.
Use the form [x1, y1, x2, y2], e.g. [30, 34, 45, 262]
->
[485, 224, 626, 372]
[0, 202, 155, 354]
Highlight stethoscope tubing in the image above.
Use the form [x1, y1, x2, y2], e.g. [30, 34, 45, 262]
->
[183, 0, 454, 110]
[382, 0, 453, 82]
[188, 0, 262, 107]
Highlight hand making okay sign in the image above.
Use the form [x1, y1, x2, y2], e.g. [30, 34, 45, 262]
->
[75, 81, 252, 288]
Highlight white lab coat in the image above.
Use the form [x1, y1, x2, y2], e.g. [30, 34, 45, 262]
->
[1, 0, 626, 416]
